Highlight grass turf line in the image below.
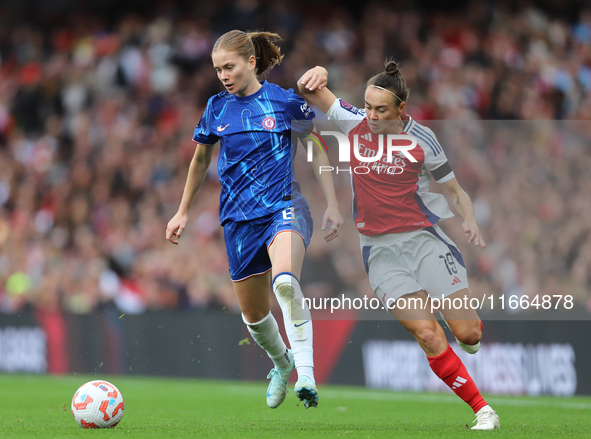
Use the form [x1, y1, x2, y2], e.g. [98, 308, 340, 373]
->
[0, 374, 590, 438]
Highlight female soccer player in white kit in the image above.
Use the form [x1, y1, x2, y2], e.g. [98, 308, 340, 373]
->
[166, 30, 343, 409]
[297, 61, 500, 429]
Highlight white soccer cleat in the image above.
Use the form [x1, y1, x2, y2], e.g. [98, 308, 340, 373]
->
[294, 375, 319, 409]
[439, 312, 481, 354]
[471, 407, 500, 430]
[266, 349, 295, 409]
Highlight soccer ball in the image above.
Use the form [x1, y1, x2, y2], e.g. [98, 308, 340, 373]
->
[71, 380, 125, 428]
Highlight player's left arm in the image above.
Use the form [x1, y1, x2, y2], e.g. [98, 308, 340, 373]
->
[440, 178, 486, 247]
[287, 93, 344, 242]
[310, 137, 344, 242]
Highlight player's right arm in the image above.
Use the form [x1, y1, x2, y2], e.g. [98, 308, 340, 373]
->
[297, 66, 337, 114]
[166, 142, 215, 245]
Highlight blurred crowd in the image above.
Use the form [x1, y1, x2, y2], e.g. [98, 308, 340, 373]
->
[1, 0, 590, 315]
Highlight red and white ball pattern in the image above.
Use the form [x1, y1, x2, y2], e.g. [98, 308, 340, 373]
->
[71, 380, 125, 428]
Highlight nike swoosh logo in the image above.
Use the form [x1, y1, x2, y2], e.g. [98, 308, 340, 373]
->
[217, 123, 230, 132]
[294, 320, 309, 327]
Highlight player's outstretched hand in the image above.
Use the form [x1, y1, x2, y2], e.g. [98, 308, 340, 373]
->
[166, 212, 189, 245]
[322, 205, 344, 242]
[300, 66, 328, 92]
[463, 218, 486, 248]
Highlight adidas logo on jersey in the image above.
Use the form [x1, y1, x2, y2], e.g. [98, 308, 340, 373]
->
[452, 376, 467, 389]
[451, 275, 461, 286]
[360, 133, 372, 142]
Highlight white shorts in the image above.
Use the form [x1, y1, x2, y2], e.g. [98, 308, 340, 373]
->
[359, 224, 469, 307]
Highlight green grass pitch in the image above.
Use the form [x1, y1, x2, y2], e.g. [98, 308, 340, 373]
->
[1, 374, 590, 438]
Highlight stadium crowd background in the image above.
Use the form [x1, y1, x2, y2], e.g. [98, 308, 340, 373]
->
[1, 0, 590, 315]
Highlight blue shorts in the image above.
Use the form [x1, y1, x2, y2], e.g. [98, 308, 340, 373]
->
[223, 205, 313, 282]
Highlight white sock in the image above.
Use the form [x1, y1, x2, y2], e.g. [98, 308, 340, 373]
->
[242, 312, 290, 370]
[272, 272, 315, 383]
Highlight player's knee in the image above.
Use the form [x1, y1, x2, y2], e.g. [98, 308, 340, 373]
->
[274, 282, 295, 303]
[414, 327, 444, 351]
[456, 325, 482, 346]
[273, 273, 299, 303]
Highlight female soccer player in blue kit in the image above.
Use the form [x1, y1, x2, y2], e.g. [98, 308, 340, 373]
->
[166, 30, 343, 409]
[297, 62, 500, 429]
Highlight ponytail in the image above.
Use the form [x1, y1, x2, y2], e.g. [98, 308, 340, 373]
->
[212, 30, 284, 76]
[248, 31, 284, 75]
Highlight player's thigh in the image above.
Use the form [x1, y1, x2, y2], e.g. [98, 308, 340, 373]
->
[387, 289, 436, 322]
[266, 204, 312, 279]
[268, 231, 306, 279]
[439, 288, 481, 343]
[233, 271, 272, 322]
[439, 288, 480, 321]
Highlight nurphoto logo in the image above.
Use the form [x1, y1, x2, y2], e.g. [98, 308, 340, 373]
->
[304, 130, 419, 175]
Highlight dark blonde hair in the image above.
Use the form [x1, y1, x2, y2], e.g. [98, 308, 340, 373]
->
[212, 30, 284, 76]
[367, 59, 410, 105]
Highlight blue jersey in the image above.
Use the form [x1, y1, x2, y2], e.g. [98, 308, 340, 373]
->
[193, 81, 315, 225]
